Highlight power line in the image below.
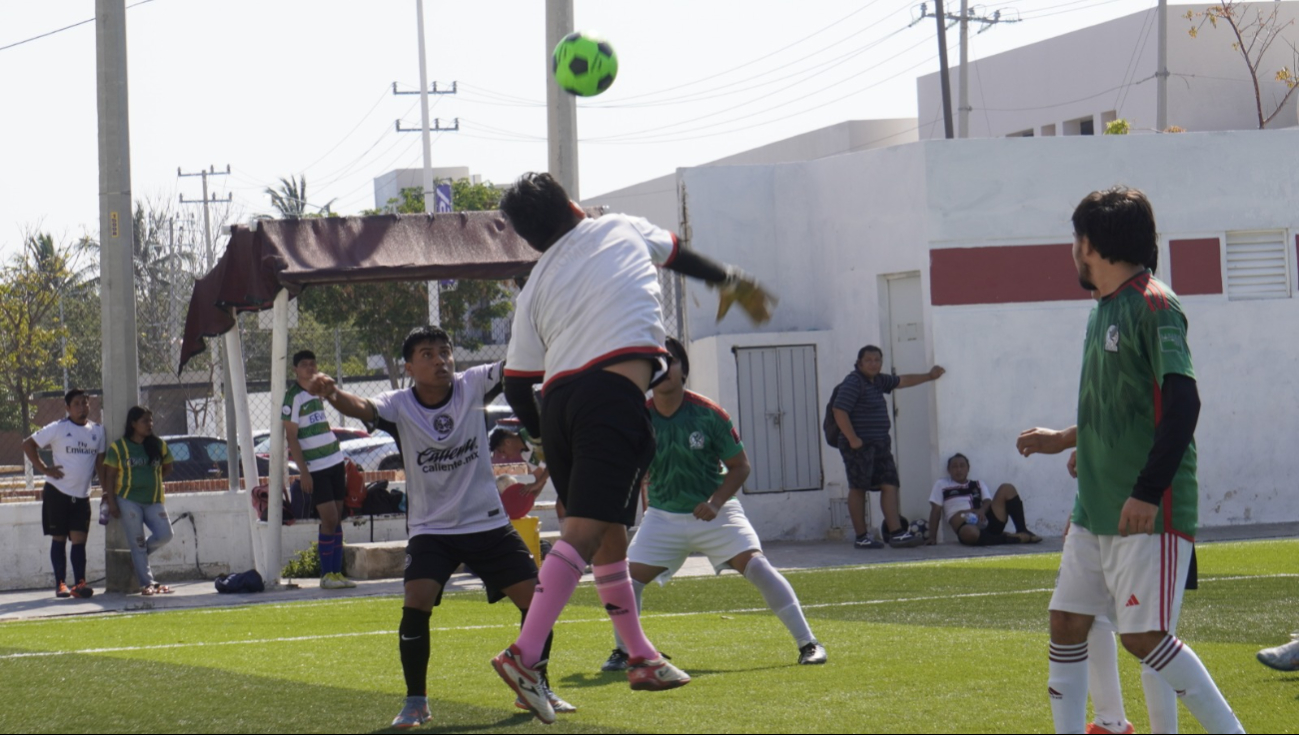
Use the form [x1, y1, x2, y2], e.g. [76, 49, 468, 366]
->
[0, 0, 159, 54]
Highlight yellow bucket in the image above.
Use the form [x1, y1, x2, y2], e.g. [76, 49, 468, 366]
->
[511, 515, 542, 567]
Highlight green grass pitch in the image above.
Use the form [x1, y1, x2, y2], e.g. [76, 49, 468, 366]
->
[0, 540, 1294, 733]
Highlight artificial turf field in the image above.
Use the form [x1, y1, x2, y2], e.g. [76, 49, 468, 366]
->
[0, 539, 1294, 734]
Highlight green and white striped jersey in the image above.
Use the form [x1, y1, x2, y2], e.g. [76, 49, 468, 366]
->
[281, 383, 344, 473]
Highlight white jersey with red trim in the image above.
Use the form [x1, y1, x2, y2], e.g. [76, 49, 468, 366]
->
[506, 213, 678, 389]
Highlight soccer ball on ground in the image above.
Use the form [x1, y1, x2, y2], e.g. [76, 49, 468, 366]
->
[909, 519, 930, 541]
[552, 31, 618, 97]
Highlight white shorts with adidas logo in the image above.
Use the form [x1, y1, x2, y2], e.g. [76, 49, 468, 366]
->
[1049, 524, 1193, 634]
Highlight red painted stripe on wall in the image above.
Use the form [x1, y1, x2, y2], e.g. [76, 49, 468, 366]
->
[1169, 238, 1222, 295]
[930, 244, 1079, 306]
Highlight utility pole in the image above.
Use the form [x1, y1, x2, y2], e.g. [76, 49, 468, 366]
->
[397, 0, 460, 327]
[917, 3, 1019, 138]
[546, 0, 580, 199]
[96, 0, 140, 595]
[179, 165, 237, 493]
[934, 0, 956, 139]
[1156, 0, 1169, 131]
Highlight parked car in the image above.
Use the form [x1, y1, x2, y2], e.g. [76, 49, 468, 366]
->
[160, 435, 239, 483]
[251, 426, 369, 474]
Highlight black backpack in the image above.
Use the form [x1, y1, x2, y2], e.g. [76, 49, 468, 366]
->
[214, 569, 265, 594]
[824, 374, 861, 448]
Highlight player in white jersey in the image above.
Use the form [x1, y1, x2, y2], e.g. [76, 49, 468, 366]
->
[490, 172, 775, 723]
[312, 326, 573, 729]
[926, 453, 1041, 546]
[23, 389, 106, 599]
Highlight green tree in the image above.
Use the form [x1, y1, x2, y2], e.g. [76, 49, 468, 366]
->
[1187, 1, 1299, 129]
[0, 235, 80, 435]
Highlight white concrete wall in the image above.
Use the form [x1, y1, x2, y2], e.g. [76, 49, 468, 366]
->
[583, 119, 920, 232]
[918, 3, 1299, 138]
[0, 491, 411, 591]
[677, 130, 1299, 540]
[688, 331, 844, 541]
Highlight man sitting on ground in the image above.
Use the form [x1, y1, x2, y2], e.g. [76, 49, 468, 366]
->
[927, 453, 1042, 546]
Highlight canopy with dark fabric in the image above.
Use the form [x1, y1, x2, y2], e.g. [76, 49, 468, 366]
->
[178, 210, 543, 373]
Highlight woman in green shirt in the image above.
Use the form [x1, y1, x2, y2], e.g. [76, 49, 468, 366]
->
[104, 406, 175, 595]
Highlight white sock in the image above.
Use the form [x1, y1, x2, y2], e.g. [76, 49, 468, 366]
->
[1143, 635, 1243, 734]
[1087, 625, 1128, 730]
[1141, 663, 1179, 734]
[744, 555, 815, 648]
[611, 579, 646, 653]
[1049, 641, 1089, 734]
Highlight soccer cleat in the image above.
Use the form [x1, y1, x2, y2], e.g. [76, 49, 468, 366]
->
[69, 581, 94, 599]
[798, 641, 827, 665]
[601, 648, 629, 672]
[1257, 634, 1299, 672]
[320, 573, 345, 590]
[1012, 531, 1044, 544]
[515, 674, 576, 714]
[335, 574, 357, 589]
[627, 655, 691, 691]
[390, 695, 431, 729]
[853, 534, 885, 550]
[55, 582, 71, 598]
[886, 529, 924, 548]
[491, 645, 555, 724]
[1085, 720, 1135, 734]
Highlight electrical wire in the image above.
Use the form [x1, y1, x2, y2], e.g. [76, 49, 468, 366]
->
[0, 0, 159, 53]
[979, 75, 1154, 112]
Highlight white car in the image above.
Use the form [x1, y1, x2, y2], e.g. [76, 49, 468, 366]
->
[340, 430, 403, 473]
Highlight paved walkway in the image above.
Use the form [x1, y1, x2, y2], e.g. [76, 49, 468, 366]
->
[1, 522, 1293, 622]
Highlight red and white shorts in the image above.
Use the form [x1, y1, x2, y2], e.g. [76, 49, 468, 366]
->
[1049, 524, 1192, 634]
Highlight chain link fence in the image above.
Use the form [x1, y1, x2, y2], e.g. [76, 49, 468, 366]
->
[1, 268, 685, 501]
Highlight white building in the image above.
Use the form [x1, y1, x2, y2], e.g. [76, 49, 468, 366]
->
[582, 7, 1299, 543]
[678, 130, 1299, 542]
[373, 167, 477, 210]
[917, 3, 1299, 139]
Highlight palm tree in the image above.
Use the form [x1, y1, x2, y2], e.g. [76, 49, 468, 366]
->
[266, 175, 335, 219]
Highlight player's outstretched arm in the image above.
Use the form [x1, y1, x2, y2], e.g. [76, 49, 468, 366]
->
[665, 249, 776, 324]
[898, 366, 945, 388]
[311, 373, 377, 424]
[1016, 425, 1077, 456]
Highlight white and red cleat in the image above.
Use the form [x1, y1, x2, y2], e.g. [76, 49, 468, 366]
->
[627, 655, 691, 691]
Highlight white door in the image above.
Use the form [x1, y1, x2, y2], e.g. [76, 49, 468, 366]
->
[885, 274, 933, 522]
[734, 345, 822, 493]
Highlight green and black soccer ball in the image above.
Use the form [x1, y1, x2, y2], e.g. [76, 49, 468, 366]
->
[552, 31, 618, 97]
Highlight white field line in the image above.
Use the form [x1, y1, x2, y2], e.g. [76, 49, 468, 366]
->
[1, 573, 1293, 661]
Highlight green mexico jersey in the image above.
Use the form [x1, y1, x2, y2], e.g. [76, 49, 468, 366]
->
[282, 383, 344, 472]
[105, 437, 173, 505]
[646, 392, 745, 514]
[1075, 271, 1198, 538]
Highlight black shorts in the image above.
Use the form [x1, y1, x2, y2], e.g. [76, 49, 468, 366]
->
[309, 461, 348, 508]
[42, 484, 91, 537]
[405, 525, 537, 606]
[541, 370, 656, 527]
[836, 437, 900, 490]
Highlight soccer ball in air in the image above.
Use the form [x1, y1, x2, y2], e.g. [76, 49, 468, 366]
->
[552, 31, 618, 97]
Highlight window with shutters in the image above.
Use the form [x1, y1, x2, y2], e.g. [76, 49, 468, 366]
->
[1224, 230, 1290, 300]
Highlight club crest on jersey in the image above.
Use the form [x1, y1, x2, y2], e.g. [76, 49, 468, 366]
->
[434, 414, 454, 436]
[688, 431, 706, 450]
[1104, 324, 1120, 353]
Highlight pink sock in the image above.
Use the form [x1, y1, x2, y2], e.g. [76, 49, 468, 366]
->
[594, 560, 658, 661]
[514, 540, 584, 666]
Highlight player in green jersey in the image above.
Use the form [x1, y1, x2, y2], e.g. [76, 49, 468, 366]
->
[1034, 187, 1241, 734]
[599, 337, 826, 672]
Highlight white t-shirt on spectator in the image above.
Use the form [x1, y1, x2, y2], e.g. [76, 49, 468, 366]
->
[929, 477, 992, 524]
[30, 418, 106, 498]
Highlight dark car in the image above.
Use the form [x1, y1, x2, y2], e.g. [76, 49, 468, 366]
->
[160, 435, 237, 482]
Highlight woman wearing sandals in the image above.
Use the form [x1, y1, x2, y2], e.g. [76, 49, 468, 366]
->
[103, 406, 176, 596]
